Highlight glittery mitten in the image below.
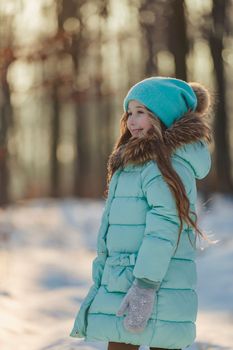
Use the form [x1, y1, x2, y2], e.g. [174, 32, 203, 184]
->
[116, 278, 160, 333]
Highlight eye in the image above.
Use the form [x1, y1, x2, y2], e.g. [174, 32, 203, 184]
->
[127, 110, 144, 116]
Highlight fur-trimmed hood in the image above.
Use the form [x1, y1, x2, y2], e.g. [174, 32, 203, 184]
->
[108, 111, 212, 180]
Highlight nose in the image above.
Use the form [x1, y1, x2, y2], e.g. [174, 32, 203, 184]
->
[128, 114, 136, 126]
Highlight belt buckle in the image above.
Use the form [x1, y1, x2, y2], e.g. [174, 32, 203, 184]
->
[129, 253, 136, 265]
[120, 255, 128, 265]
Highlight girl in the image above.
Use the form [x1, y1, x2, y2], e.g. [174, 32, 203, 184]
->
[70, 77, 212, 350]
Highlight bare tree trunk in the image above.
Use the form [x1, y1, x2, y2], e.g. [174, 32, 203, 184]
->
[93, 1, 113, 197]
[208, 0, 233, 192]
[57, 0, 92, 197]
[72, 20, 92, 197]
[50, 82, 60, 197]
[0, 85, 11, 206]
[0, 50, 14, 206]
[167, 0, 188, 80]
[75, 102, 91, 197]
[138, 0, 159, 76]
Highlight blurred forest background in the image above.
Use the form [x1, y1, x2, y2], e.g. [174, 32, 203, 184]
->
[0, 0, 233, 206]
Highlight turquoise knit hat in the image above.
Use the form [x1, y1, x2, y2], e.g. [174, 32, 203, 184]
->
[123, 77, 197, 128]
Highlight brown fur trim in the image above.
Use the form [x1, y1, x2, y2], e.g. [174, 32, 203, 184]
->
[108, 110, 212, 171]
[189, 82, 211, 115]
[164, 111, 212, 151]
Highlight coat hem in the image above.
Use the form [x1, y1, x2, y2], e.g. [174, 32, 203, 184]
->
[74, 330, 195, 349]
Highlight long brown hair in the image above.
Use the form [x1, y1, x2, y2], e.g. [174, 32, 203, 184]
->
[104, 94, 213, 252]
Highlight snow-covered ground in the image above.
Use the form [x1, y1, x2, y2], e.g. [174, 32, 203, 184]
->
[0, 194, 232, 350]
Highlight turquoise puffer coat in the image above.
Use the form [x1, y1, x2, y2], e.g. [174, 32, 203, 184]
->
[70, 141, 211, 349]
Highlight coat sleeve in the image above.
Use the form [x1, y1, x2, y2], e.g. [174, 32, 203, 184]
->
[132, 161, 194, 283]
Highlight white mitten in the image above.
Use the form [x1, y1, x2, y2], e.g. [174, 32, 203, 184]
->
[116, 278, 160, 333]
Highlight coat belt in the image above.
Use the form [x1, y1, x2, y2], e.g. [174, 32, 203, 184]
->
[106, 253, 137, 267]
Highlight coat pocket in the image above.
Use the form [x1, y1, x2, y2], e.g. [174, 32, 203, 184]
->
[101, 253, 137, 293]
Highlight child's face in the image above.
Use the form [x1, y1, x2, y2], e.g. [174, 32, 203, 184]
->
[127, 100, 152, 137]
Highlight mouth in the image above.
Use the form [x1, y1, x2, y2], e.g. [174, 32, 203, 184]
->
[131, 129, 143, 132]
